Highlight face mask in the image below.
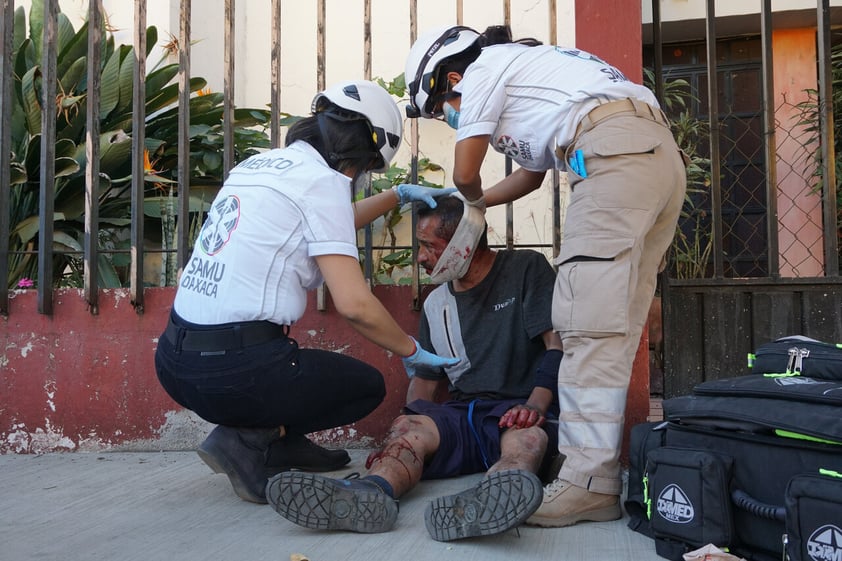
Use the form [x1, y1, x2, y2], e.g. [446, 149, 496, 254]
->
[442, 101, 460, 130]
[428, 195, 485, 283]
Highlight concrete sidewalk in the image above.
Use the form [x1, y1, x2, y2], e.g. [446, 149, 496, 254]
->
[1, 450, 664, 561]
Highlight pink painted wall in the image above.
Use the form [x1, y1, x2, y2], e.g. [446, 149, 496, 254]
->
[773, 28, 826, 277]
[576, 0, 644, 83]
[1, 283, 653, 461]
[0, 287, 423, 453]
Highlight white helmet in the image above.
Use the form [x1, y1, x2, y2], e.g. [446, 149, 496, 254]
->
[404, 26, 480, 119]
[311, 80, 403, 172]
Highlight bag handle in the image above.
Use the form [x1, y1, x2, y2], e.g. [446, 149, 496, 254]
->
[731, 489, 785, 521]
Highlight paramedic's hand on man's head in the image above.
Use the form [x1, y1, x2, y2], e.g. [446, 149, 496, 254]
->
[401, 336, 460, 377]
[393, 184, 457, 208]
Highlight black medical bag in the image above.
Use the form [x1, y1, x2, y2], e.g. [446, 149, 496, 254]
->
[748, 335, 842, 380]
[626, 374, 842, 561]
[784, 470, 842, 561]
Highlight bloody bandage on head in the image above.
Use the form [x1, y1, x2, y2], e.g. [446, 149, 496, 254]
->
[428, 194, 486, 283]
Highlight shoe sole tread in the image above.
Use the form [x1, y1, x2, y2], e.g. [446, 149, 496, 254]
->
[424, 470, 542, 542]
[267, 472, 398, 533]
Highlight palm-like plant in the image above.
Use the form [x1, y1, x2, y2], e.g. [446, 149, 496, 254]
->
[7, 0, 271, 289]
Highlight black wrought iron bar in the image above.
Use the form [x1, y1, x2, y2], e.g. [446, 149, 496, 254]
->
[223, 0, 235, 178]
[37, 0, 58, 315]
[177, 0, 192, 273]
[761, 0, 779, 278]
[84, 0, 104, 313]
[705, 0, 724, 278]
[0, 0, 14, 314]
[818, 0, 840, 275]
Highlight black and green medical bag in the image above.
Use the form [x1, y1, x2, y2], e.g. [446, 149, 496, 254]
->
[626, 374, 842, 561]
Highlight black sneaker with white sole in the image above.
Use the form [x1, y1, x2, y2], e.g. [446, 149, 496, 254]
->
[424, 469, 543, 541]
[266, 472, 399, 533]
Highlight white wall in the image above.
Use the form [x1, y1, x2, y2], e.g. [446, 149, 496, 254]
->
[642, 0, 842, 24]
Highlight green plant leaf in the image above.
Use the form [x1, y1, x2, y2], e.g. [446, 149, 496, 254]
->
[59, 55, 87, 96]
[20, 66, 41, 135]
[13, 212, 67, 244]
[53, 230, 82, 252]
[97, 253, 124, 288]
[116, 45, 135, 117]
[56, 20, 89, 79]
[144, 64, 179, 98]
[97, 130, 133, 174]
[55, 137, 76, 159]
[99, 218, 132, 227]
[29, 0, 44, 61]
[55, 12, 76, 57]
[202, 151, 222, 171]
[146, 26, 158, 58]
[10, 163, 27, 185]
[54, 156, 81, 178]
[99, 45, 123, 120]
[24, 134, 41, 176]
[12, 6, 26, 53]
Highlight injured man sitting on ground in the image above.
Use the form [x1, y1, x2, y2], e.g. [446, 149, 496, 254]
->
[266, 193, 564, 541]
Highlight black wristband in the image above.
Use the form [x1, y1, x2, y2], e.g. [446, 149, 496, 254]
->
[534, 349, 563, 391]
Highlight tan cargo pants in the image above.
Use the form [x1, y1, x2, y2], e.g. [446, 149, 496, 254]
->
[553, 99, 687, 495]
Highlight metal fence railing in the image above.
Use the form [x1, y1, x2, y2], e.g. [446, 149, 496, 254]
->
[650, 0, 840, 283]
[3, 0, 840, 323]
[0, 0, 566, 317]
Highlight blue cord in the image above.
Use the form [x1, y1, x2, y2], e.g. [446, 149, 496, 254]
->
[467, 399, 491, 470]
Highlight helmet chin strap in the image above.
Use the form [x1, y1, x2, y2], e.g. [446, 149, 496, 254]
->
[428, 196, 486, 283]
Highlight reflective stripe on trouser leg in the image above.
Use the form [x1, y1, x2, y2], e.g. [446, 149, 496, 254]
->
[554, 115, 686, 496]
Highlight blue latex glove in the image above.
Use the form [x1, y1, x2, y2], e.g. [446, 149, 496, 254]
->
[402, 336, 461, 377]
[393, 184, 457, 208]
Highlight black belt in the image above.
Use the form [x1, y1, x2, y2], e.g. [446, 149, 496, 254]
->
[164, 316, 288, 352]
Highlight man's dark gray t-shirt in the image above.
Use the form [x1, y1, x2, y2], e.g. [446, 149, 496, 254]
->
[415, 249, 555, 401]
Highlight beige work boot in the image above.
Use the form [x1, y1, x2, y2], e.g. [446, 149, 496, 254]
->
[525, 479, 621, 527]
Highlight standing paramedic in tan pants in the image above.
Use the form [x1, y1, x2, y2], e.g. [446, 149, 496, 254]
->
[402, 24, 688, 526]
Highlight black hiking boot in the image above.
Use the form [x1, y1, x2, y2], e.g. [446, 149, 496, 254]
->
[266, 472, 399, 533]
[424, 469, 543, 541]
[264, 434, 351, 476]
[196, 425, 278, 504]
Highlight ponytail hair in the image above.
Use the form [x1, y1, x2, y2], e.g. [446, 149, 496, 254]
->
[478, 25, 542, 47]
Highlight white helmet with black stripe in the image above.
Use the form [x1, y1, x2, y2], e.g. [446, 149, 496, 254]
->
[311, 80, 403, 173]
[404, 25, 480, 119]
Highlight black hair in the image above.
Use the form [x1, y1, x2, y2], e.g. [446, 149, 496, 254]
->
[434, 25, 542, 98]
[285, 109, 380, 178]
[416, 195, 489, 250]
[478, 25, 543, 48]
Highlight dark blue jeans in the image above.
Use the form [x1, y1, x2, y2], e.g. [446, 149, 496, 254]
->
[155, 315, 386, 433]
